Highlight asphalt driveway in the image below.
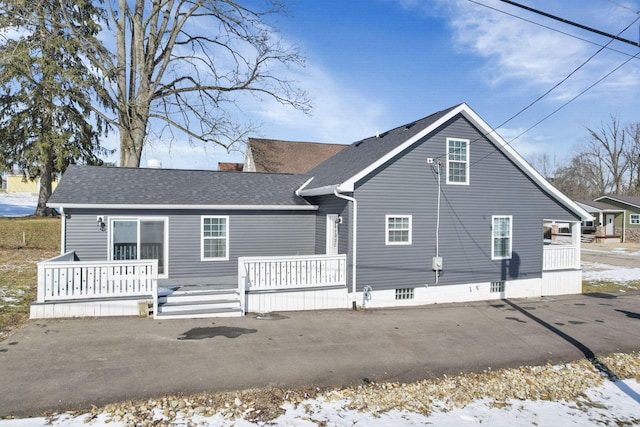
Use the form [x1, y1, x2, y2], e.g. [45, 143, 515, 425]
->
[1, 291, 640, 417]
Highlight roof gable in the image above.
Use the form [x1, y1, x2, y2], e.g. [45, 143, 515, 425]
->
[299, 103, 590, 221]
[246, 138, 347, 174]
[48, 165, 314, 209]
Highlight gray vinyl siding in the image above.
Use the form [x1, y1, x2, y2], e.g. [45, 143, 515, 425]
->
[354, 115, 580, 292]
[63, 208, 316, 280]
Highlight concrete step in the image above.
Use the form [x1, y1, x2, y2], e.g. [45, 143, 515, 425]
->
[157, 299, 240, 313]
[158, 285, 237, 297]
[155, 306, 244, 319]
[158, 290, 239, 304]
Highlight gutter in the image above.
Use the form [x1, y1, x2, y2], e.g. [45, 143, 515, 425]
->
[333, 187, 358, 310]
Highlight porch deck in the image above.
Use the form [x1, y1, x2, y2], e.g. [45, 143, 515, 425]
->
[32, 253, 348, 319]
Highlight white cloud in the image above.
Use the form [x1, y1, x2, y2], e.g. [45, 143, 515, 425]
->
[247, 62, 387, 144]
[417, 0, 640, 101]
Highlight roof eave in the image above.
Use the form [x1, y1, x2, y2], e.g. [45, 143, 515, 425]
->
[459, 106, 593, 222]
[47, 203, 318, 211]
[594, 195, 640, 210]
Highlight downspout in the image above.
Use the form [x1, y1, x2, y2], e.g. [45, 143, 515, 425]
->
[60, 207, 66, 255]
[334, 188, 358, 310]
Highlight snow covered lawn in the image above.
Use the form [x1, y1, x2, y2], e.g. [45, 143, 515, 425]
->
[0, 193, 38, 217]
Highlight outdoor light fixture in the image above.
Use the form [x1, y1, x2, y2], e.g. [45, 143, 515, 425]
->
[97, 216, 105, 231]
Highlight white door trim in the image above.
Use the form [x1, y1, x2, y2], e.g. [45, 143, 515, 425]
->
[326, 214, 339, 255]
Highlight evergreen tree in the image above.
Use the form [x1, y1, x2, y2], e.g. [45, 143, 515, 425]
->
[0, 0, 113, 215]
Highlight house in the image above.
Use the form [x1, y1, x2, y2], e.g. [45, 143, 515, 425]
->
[6, 171, 59, 193]
[244, 138, 347, 173]
[33, 103, 591, 319]
[577, 195, 640, 243]
[217, 162, 244, 172]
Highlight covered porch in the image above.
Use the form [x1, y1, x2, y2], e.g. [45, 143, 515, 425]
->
[542, 219, 583, 296]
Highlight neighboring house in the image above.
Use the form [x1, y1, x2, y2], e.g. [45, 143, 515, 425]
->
[217, 162, 244, 172]
[575, 199, 624, 242]
[578, 195, 640, 243]
[6, 172, 59, 193]
[34, 103, 590, 320]
[244, 138, 347, 173]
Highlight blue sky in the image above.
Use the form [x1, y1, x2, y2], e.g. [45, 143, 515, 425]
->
[112, 0, 640, 170]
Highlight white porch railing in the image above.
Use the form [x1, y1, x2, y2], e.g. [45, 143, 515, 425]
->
[238, 254, 347, 294]
[543, 245, 579, 271]
[37, 252, 157, 302]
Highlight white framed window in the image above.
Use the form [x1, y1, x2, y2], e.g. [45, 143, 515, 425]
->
[109, 217, 168, 278]
[492, 215, 512, 260]
[446, 138, 470, 185]
[386, 215, 412, 245]
[630, 214, 640, 225]
[201, 216, 229, 261]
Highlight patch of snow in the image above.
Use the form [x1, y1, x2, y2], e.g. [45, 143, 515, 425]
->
[582, 262, 640, 283]
[0, 192, 38, 217]
[1, 379, 638, 426]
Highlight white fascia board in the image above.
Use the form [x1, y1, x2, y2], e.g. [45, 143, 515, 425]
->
[298, 184, 340, 197]
[340, 104, 468, 191]
[459, 106, 593, 222]
[48, 203, 318, 211]
[295, 177, 315, 196]
[594, 195, 640, 211]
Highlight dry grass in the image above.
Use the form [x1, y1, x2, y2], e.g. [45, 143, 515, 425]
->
[582, 280, 640, 294]
[0, 217, 60, 340]
[0, 216, 60, 250]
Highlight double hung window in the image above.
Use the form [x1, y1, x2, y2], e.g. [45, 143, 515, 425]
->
[386, 215, 412, 245]
[446, 138, 469, 184]
[492, 215, 512, 260]
[202, 216, 229, 260]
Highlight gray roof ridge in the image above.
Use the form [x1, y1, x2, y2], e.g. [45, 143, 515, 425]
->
[249, 137, 347, 147]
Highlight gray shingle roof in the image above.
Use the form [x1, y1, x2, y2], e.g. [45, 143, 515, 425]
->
[304, 105, 461, 189]
[575, 199, 622, 211]
[48, 165, 313, 207]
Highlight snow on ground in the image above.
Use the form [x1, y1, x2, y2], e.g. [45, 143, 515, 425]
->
[0, 192, 38, 217]
[1, 379, 639, 426]
[582, 262, 640, 283]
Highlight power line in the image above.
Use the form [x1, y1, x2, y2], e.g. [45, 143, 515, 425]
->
[472, 47, 640, 167]
[467, 0, 640, 60]
[483, 14, 640, 143]
[498, 0, 640, 47]
[439, 2, 640, 170]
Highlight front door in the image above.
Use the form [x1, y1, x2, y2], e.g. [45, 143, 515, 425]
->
[605, 214, 615, 236]
[326, 214, 339, 255]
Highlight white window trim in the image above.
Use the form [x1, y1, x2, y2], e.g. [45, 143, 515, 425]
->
[108, 216, 169, 279]
[630, 214, 640, 225]
[446, 137, 470, 185]
[385, 215, 412, 245]
[201, 215, 230, 261]
[491, 215, 512, 260]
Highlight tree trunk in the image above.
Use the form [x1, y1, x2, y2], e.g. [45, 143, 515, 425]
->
[35, 149, 58, 217]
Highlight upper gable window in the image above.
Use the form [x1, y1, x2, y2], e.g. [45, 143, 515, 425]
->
[446, 138, 470, 185]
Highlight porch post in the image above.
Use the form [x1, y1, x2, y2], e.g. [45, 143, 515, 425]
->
[571, 221, 581, 269]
